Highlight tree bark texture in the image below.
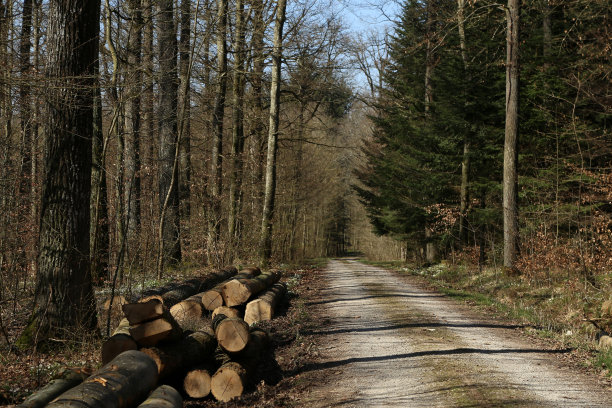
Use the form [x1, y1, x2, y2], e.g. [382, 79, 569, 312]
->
[228, 0, 247, 246]
[25, 0, 101, 344]
[46, 350, 158, 408]
[124, 0, 143, 239]
[137, 385, 182, 408]
[17, 368, 92, 408]
[259, 0, 287, 266]
[178, 0, 191, 228]
[158, 0, 181, 264]
[503, 0, 520, 269]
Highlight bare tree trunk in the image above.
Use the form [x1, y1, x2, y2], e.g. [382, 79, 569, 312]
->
[91, 19, 109, 284]
[179, 0, 192, 237]
[249, 0, 266, 238]
[503, 0, 520, 270]
[20, 0, 100, 346]
[158, 0, 181, 266]
[124, 0, 143, 241]
[227, 0, 247, 253]
[208, 0, 228, 261]
[259, 0, 287, 267]
[424, 0, 437, 263]
[542, 0, 552, 58]
[457, 0, 470, 242]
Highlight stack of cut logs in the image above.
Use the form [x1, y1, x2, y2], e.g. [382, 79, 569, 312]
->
[18, 266, 288, 408]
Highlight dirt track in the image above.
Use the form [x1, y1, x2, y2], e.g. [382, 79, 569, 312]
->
[299, 259, 612, 407]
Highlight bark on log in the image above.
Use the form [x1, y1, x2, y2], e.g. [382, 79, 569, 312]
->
[183, 365, 214, 398]
[212, 306, 240, 319]
[213, 315, 250, 353]
[46, 350, 158, 408]
[140, 328, 216, 380]
[137, 385, 182, 408]
[222, 270, 281, 307]
[17, 368, 92, 408]
[130, 309, 182, 347]
[244, 282, 286, 325]
[161, 266, 237, 307]
[101, 318, 138, 364]
[201, 267, 261, 311]
[123, 298, 164, 325]
[210, 362, 247, 402]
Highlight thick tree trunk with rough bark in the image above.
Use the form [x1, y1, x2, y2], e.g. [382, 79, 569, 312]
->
[259, 0, 287, 266]
[503, 0, 520, 270]
[21, 0, 100, 345]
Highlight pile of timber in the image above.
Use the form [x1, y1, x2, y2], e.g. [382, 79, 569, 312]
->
[19, 265, 288, 406]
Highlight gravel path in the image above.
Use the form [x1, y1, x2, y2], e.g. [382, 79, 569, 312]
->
[301, 259, 612, 407]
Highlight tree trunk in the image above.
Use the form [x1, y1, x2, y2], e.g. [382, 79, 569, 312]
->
[17, 368, 92, 408]
[124, 0, 143, 241]
[46, 350, 158, 408]
[259, 0, 287, 266]
[137, 385, 182, 408]
[90, 11, 109, 284]
[228, 0, 247, 250]
[457, 0, 470, 242]
[158, 0, 181, 266]
[20, 0, 100, 346]
[244, 282, 286, 325]
[178, 0, 192, 230]
[208, 0, 229, 258]
[129, 309, 183, 347]
[503, 0, 520, 270]
[161, 265, 237, 307]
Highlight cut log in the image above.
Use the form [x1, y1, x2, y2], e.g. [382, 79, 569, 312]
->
[161, 266, 238, 307]
[46, 350, 158, 408]
[213, 315, 250, 353]
[123, 298, 164, 325]
[183, 365, 215, 398]
[17, 367, 92, 408]
[101, 295, 128, 319]
[101, 318, 138, 364]
[212, 306, 240, 319]
[210, 362, 247, 402]
[140, 328, 216, 380]
[244, 282, 286, 325]
[130, 310, 182, 347]
[137, 385, 182, 408]
[201, 287, 224, 311]
[222, 270, 282, 307]
[201, 267, 261, 311]
[169, 294, 205, 329]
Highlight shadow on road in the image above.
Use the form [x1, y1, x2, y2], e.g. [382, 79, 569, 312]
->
[290, 347, 572, 375]
[305, 321, 527, 336]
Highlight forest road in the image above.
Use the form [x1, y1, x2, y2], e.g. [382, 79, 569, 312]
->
[300, 259, 612, 407]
